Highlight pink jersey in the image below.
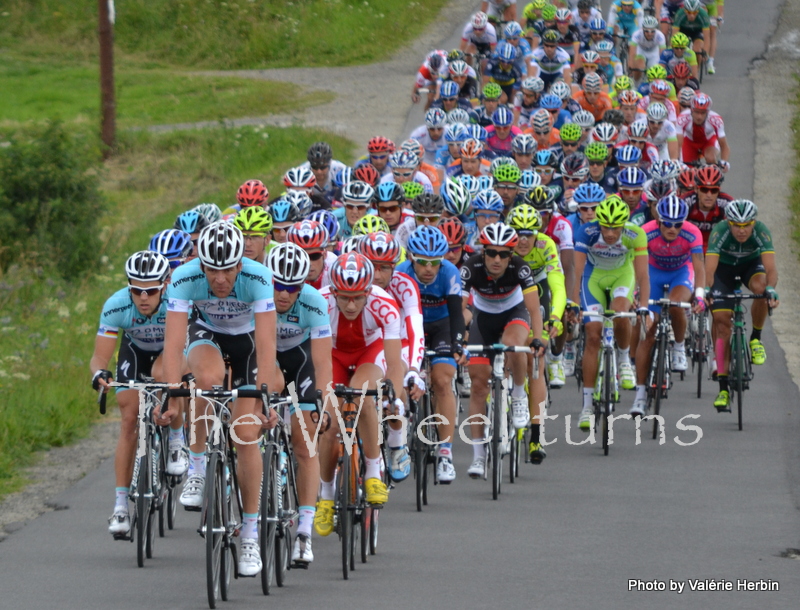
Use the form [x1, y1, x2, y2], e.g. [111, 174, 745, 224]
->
[676, 110, 726, 143]
[388, 271, 425, 371]
[642, 219, 703, 271]
[320, 285, 402, 352]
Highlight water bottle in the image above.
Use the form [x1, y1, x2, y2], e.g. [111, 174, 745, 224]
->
[225, 465, 231, 499]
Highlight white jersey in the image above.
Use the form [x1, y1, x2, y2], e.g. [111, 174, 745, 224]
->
[647, 119, 678, 159]
[461, 22, 498, 46]
[393, 216, 417, 249]
[484, 0, 516, 20]
[410, 125, 446, 165]
[388, 271, 425, 371]
[676, 110, 726, 142]
[638, 96, 678, 123]
[300, 159, 347, 195]
[631, 28, 666, 53]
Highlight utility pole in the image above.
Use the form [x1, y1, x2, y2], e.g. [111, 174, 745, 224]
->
[98, 0, 116, 159]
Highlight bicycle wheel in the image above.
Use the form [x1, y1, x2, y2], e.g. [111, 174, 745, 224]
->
[136, 440, 150, 567]
[259, 444, 277, 595]
[220, 459, 233, 603]
[602, 350, 614, 456]
[695, 313, 705, 399]
[698, 52, 706, 84]
[368, 506, 379, 555]
[167, 485, 177, 530]
[336, 447, 352, 580]
[734, 333, 745, 430]
[491, 380, 503, 499]
[652, 336, 666, 440]
[349, 449, 359, 571]
[275, 441, 294, 587]
[204, 453, 225, 609]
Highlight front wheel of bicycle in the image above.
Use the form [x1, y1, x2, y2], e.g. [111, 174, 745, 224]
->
[734, 334, 745, 431]
[337, 447, 352, 580]
[368, 506, 379, 555]
[135, 450, 149, 568]
[205, 453, 225, 609]
[491, 380, 503, 499]
[260, 445, 277, 595]
[602, 350, 614, 455]
[652, 338, 666, 440]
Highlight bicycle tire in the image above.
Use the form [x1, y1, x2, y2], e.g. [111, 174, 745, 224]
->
[652, 336, 666, 440]
[167, 485, 177, 531]
[695, 315, 705, 398]
[275, 440, 293, 587]
[602, 349, 614, 456]
[136, 444, 149, 567]
[337, 446, 351, 580]
[413, 403, 424, 512]
[735, 333, 745, 430]
[260, 444, 277, 595]
[220, 461, 233, 603]
[422, 393, 433, 507]
[349, 449, 359, 571]
[205, 453, 224, 609]
[368, 506, 379, 555]
[698, 52, 705, 84]
[360, 505, 369, 564]
[491, 379, 503, 499]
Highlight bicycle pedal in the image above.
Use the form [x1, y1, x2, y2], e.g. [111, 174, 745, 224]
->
[112, 533, 131, 541]
[367, 502, 385, 510]
[291, 561, 310, 570]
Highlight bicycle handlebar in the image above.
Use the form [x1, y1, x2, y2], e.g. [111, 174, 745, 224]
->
[580, 311, 638, 319]
[465, 344, 533, 354]
[713, 293, 768, 301]
[647, 299, 692, 309]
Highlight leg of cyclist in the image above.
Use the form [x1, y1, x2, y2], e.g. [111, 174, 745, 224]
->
[151, 355, 188, 476]
[580, 320, 603, 427]
[466, 358, 492, 478]
[291, 408, 320, 563]
[747, 271, 768, 365]
[711, 307, 732, 408]
[612, 295, 635, 389]
[669, 284, 692, 371]
[108, 388, 140, 535]
[430, 361, 457, 482]
[504, 320, 532, 429]
[350, 363, 388, 504]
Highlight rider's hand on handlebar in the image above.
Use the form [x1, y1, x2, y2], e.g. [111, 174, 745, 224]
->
[92, 369, 113, 392]
[404, 370, 426, 401]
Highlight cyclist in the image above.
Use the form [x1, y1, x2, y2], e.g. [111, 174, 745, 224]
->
[431, 79, 474, 113]
[530, 30, 573, 90]
[558, 152, 590, 205]
[401, 139, 442, 194]
[174, 210, 209, 260]
[706, 201, 779, 409]
[332, 180, 376, 240]
[644, 102, 681, 160]
[92, 251, 185, 538]
[471, 189, 507, 251]
[221, 179, 269, 217]
[553, 8, 582, 63]
[551, 124, 586, 166]
[265, 242, 332, 566]
[638, 79, 677, 123]
[572, 196, 650, 428]
[573, 0, 603, 41]
[575, 72, 614, 122]
[667, 60, 700, 93]
[461, 11, 499, 62]
[677, 93, 729, 168]
[461, 223, 546, 474]
[580, 18, 615, 53]
[269, 197, 303, 245]
[314, 253, 404, 534]
[584, 141, 617, 193]
[617, 166, 648, 216]
[446, 59, 481, 103]
[629, 15, 667, 82]
[358, 136, 396, 177]
[673, 0, 711, 58]
[504, 21, 535, 76]
[159, 222, 279, 577]
[659, 32, 699, 79]
[685, 165, 732, 252]
[595, 40, 624, 87]
[702, 0, 724, 74]
[486, 106, 524, 156]
[631, 195, 706, 415]
[493, 162, 523, 210]
[485, 42, 526, 104]
[374, 182, 412, 235]
[287, 219, 336, 291]
[412, 50, 449, 109]
[482, 0, 517, 25]
[474, 83, 507, 127]
[439, 216, 477, 269]
[302, 142, 348, 204]
[149, 229, 193, 270]
[607, 0, 644, 41]
[396, 226, 466, 481]
[233, 206, 273, 264]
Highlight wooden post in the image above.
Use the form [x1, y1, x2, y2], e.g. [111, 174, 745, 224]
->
[98, 0, 115, 158]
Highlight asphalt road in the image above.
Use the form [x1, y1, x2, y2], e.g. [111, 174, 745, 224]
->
[1, 2, 799, 609]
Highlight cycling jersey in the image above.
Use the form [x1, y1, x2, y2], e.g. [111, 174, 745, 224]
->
[276, 284, 331, 351]
[642, 219, 703, 271]
[707, 220, 774, 266]
[461, 22, 498, 48]
[460, 253, 538, 313]
[98, 288, 168, 351]
[631, 28, 667, 54]
[572, 7, 603, 40]
[415, 50, 449, 87]
[543, 212, 574, 252]
[321, 284, 402, 350]
[300, 159, 348, 202]
[409, 125, 446, 165]
[645, 119, 679, 160]
[555, 25, 582, 62]
[659, 48, 698, 74]
[574, 220, 647, 270]
[607, 0, 643, 37]
[396, 259, 461, 323]
[676, 110, 726, 163]
[673, 8, 711, 39]
[485, 125, 524, 156]
[484, 0, 515, 20]
[638, 96, 678, 122]
[685, 192, 733, 252]
[167, 257, 275, 335]
[574, 91, 614, 122]
[531, 46, 571, 77]
[446, 157, 492, 178]
[386, 271, 425, 371]
[520, 233, 566, 319]
[307, 251, 336, 290]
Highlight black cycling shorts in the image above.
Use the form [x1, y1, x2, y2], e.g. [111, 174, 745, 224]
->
[468, 302, 530, 364]
[276, 339, 317, 413]
[186, 322, 257, 389]
[710, 258, 765, 312]
[115, 335, 161, 392]
[424, 318, 456, 368]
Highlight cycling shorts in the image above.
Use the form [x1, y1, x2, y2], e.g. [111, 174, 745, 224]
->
[682, 136, 718, 164]
[425, 318, 456, 369]
[276, 338, 317, 413]
[115, 335, 161, 393]
[648, 265, 694, 314]
[635, 47, 662, 70]
[660, 3, 682, 23]
[332, 340, 386, 385]
[682, 29, 704, 42]
[468, 302, 530, 365]
[186, 322, 257, 390]
[581, 264, 636, 322]
[710, 258, 765, 312]
[537, 278, 552, 321]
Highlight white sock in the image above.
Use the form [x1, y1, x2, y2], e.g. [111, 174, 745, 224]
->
[319, 479, 335, 501]
[583, 387, 593, 410]
[241, 513, 258, 539]
[115, 487, 129, 511]
[674, 341, 685, 352]
[387, 426, 404, 448]
[188, 451, 205, 477]
[297, 506, 315, 538]
[617, 347, 631, 366]
[168, 426, 184, 445]
[365, 456, 382, 480]
[472, 443, 486, 460]
[635, 385, 646, 400]
[512, 383, 526, 399]
[437, 444, 452, 458]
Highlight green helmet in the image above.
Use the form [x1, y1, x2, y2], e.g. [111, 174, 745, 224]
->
[234, 206, 273, 234]
[542, 7, 557, 22]
[507, 204, 543, 233]
[402, 181, 425, 200]
[646, 65, 668, 83]
[532, 0, 547, 9]
[613, 75, 632, 92]
[670, 32, 690, 49]
[489, 156, 517, 175]
[493, 163, 522, 184]
[584, 141, 609, 162]
[352, 214, 391, 236]
[482, 82, 503, 100]
[596, 195, 630, 227]
[559, 123, 582, 143]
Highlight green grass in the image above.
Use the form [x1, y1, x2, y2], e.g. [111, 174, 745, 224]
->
[0, 125, 355, 500]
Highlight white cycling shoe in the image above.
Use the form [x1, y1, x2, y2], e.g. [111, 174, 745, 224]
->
[467, 457, 486, 479]
[179, 474, 204, 509]
[238, 538, 262, 576]
[108, 509, 130, 536]
[292, 534, 314, 565]
[511, 397, 530, 429]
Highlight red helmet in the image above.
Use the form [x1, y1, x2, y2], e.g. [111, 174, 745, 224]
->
[672, 60, 691, 80]
[649, 79, 671, 97]
[617, 89, 639, 106]
[677, 167, 696, 190]
[692, 93, 712, 110]
[367, 136, 396, 155]
[287, 219, 329, 250]
[354, 163, 381, 187]
[437, 217, 467, 246]
[237, 179, 268, 208]
[695, 165, 723, 188]
[479, 222, 519, 248]
[329, 253, 374, 294]
[359, 231, 402, 264]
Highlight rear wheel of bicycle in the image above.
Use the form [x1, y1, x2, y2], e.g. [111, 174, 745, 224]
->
[275, 522, 289, 587]
[275, 443, 293, 587]
[360, 505, 369, 564]
[368, 507, 379, 555]
[734, 335, 745, 431]
[652, 339, 666, 440]
[349, 451, 359, 571]
[602, 350, 614, 456]
[695, 321, 705, 398]
[509, 422, 519, 483]
[491, 381, 503, 499]
[337, 448, 352, 580]
[136, 451, 149, 568]
[205, 454, 225, 609]
[260, 446, 277, 595]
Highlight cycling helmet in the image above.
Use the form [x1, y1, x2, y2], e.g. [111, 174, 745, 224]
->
[672, 60, 692, 80]
[650, 160, 682, 181]
[695, 165, 724, 188]
[644, 179, 676, 202]
[596, 195, 630, 227]
[359, 231, 402, 263]
[339, 235, 363, 255]
[376, 181, 405, 203]
[493, 163, 522, 184]
[283, 166, 316, 190]
[584, 141, 609, 162]
[329, 252, 374, 294]
[507, 204, 543, 233]
[353, 163, 381, 187]
[592, 122, 618, 146]
[352, 214, 391, 237]
[459, 175, 482, 199]
[582, 72, 602, 93]
[407, 225, 449, 258]
[512, 133, 536, 155]
[270, 198, 302, 224]
[677, 167, 697, 190]
[460, 137, 484, 159]
[644, 67, 668, 87]
[233, 206, 273, 234]
[441, 179, 473, 216]
[617, 166, 647, 188]
[479, 222, 519, 248]
[174, 210, 209, 234]
[577, 0, 593, 10]
[683, 0, 702, 12]
[284, 190, 313, 217]
[307, 141, 333, 165]
[572, 109, 596, 129]
[472, 11, 489, 29]
[589, 18, 606, 32]
[428, 52, 444, 74]
[342, 180, 376, 204]
[500, 42, 518, 64]
[437, 217, 467, 246]
[307, 209, 340, 241]
[440, 80, 460, 100]
[539, 94, 562, 111]
[525, 185, 556, 211]
[679, 87, 697, 107]
[491, 106, 513, 127]
[412, 192, 445, 215]
[126, 251, 170, 283]
[642, 15, 659, 30]
[549, 80, 572, 101]
[560, 123, 582, 143]
[555, 8, 572, 23]
[614, 75, 633, 92]
[197, 222, 245, 270]
[193, 203, 223, 224]
[447, 108, 471, 125]
[519, 169, 541, 192]
[603, 108, 625, 127]
[725, 200, 758, 223]
[367, 136, 395, 154]
[448, 48, 465, 62]
[618, 89, 640, 106]
[616, 145, 642, 165]
[333, 166, 354, 189]
[534, 149, 558, 168]
[560, 153, 590, 178]
[472, 189, 505, 213]
[692, 93, 712, 110]
[530, 109, 552, 132]
[573, 182, 607, 204]
[149, 229, 192, 261]
[541, 29, 560, 44]
[477, 175, 494, 192]
[448, 59, 470, 77]
[596, 40, 614, 54]
[671, 32, 690, 49]
[628, 120, 649, 139]
[267, 242, 310, 286]
[287, 219, 330, 249]
[504, 21, 523, 39]
[483, 82, 503, 100]
[581, 50, 600, 65]
[389, 150, 419, 170]
[656, 195, 689, 223]
[489, 156, 517, 175]
[402, 181, 425, 200]
[521, 77, 545, 93]
[236, 179, 268, 208]
[445, 123, 470, 142]
[649, 80, 671, 98]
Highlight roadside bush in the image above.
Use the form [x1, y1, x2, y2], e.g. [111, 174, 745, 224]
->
[0, 121, 106, 279]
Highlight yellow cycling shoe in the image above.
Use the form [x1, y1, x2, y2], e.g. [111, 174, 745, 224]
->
[365, 478, 389, 506]
[750, 339, 766, 365]
[313, 499, 334, 537]
[713, 390, 730, 412]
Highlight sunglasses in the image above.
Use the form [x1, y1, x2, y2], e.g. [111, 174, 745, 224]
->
[129, 284, 164, 297]
[379, 204, 401, 213]
[495, 184, 518, 190]
[393, 171, 414, 178]
[698, 186, 719, 194]
[561, 141, 579, 147]
[168, 259, 183, 269]
[448, 245, 463, 252]
[274, 282, 303, 294]
[413, 257, 443, 267]
[535, 167, 554, 175]
[345, 203, 370, 210]
[336, 294, 368, 305]
[620, 188, 643, 195]
[543, 44, 557, 49]
[563, 175, 583, 183]
[588, 160, 606, 166]
[648, 120, 664, 126]
[522, 91, 538, 97]
[660, 220, 684, 229]
[415, 214, 441, 222]
[370, 154, 388, 161]
[475, 212, 501, 221]
[243, 233, 267, 242]
[534, 130, 550, 136]
[308, 252, 325, 261]
[729, 221, 755, 229]
[517, 230, 536, 238]
[578, 205, 599, 212]
[583, 63, 598, 70]
[311, 164, 329, 171]
[484, 248, 513, 260]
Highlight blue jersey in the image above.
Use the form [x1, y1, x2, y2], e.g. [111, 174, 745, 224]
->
[395, 259, 461, 323]
[276, 283, 331, 351]
[333, 206, 378, 239]
[166, 257, 275, 335]
[97, 287, 168, 351]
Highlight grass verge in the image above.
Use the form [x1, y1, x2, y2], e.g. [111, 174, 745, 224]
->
[0, 125, 354, 500]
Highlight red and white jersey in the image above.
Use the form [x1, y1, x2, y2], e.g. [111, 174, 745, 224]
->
[676, 110, 726, 143]
[614, 138, 660, 167]
[321, 285, 402, 352]
[307, 251, 336, 291]
[415, 50, 449, 87]
[544, 212, 575, 251]
[388, 271, 425, 371]
[638, 96, 678, 123]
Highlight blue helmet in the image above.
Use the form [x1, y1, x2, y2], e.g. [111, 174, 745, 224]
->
[406, 225, 449, 258]
[504, 21, 523, 39]
[468, 124, 488, 142]
[534, 149, 557, 168]
[539, 94, 562, 110]
[444, 123, 470, 143]
[497, 41, 516, 63]
[519, 169, 541, 192]
[492, 106, 513, 127]
[307, 209, 340, 241]
[617, 167, 647, 189]
[149, 229, 192, 261]
[270, 197, 302, 223]
[174, 210, 208, 234]
[458, 175, 481, 199]
[589, 18, 607, 32]
[472, 189, 505, 213]
[477, 175, 494, 192]
[615, 145, 642, 165]
[334, 166, 354, 189]
[656, 195, 689, 223]
[573, 182, 607, 204]
[376, 181, 405, 203]
[440, 80, 459, 99]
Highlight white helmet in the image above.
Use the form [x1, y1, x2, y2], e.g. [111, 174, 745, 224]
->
[197, 222, 245, 270]
[472, 11, 488, 29]
[646, 102, 668, 122]
[125, 251, 170, 283]
[267, 242, 310, 286]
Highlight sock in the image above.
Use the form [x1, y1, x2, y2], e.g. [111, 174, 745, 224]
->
[583, 387, 593, 410]
[168, 426, 184, 448]
[241, 513, 258, 540]
[512, 383, 526, 399]
[188, 450, 205, 477]
[617, 347, 631, 366]
[674, 341, 685, 352]
[530, 424, 541, 444]
[365, 456, 382, 480]
[551, 351, 563, 361]
[115, 487, 129, 511]
[635, 385, 646, 400]
[387, 426, 404, 448]
[718, 375, 729, 393]
[319, 479, 335, 501]
[437, 442, 453, 458]
[297, 506, 315, 538]
[751, 328, 762, 342]
[715, 338, 726, 374]
[472, 443, 486, 460]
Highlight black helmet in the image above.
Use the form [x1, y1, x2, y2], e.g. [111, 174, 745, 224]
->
[411, 193, 445, 215]
[307, 141, 333, 166]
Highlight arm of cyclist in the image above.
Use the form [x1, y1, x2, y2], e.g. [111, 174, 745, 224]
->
[761, 251, 780, 309]
[254, 310, 280, 429]
[570, 250, 587, 306]
[704, 251, 719, 306]
[89, 335, 117, 391]
[633, 250, 651, 310]
[523, 287, 545, 356]
[158, 309, 188, 425]
[691, 251, 706, 313]
[311, 335, 334, 416]
[447, 294, 468, 366]
[383, 338, 405, 401]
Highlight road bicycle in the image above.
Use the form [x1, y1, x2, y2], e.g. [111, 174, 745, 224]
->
[687, 307, 712, 398]
[409, 352, 436, 512]
[99, 379, 181, 568]
[614, 33, 631, 74]
[696, 49, 708, 84]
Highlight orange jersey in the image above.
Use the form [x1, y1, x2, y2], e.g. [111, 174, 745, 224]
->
[573, 91, 614, 122]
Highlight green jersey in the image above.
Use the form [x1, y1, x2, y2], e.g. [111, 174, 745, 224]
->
[707, 220, 774, 266]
